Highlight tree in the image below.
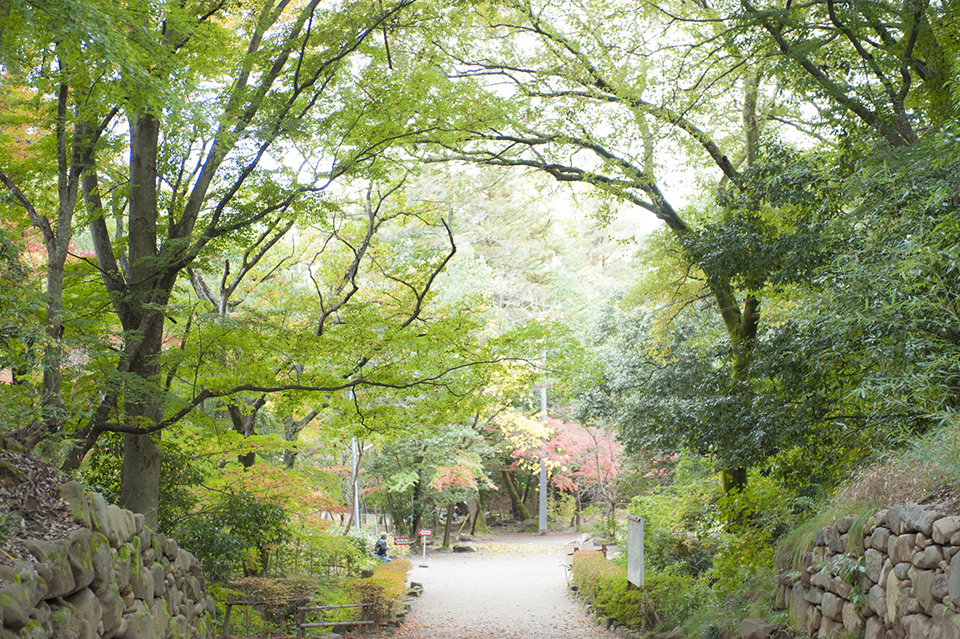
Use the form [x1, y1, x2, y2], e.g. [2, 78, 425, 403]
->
[506, 415, 622, 527]
[403, 0, 958, 489]
[1, 0, 530, 528]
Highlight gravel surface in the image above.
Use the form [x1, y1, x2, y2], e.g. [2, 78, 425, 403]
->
[389, 531, 618, 639]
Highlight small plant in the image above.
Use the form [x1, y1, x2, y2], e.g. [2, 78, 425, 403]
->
[824, 553, 867, 610]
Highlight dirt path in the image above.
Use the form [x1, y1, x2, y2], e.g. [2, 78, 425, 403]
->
[388, 532, 618, 639]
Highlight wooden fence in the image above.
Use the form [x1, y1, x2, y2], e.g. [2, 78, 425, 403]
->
[220, 595, 376, 638]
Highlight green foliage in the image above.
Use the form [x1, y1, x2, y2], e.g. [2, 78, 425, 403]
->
[282, 528, 369, 577]
[349, 558, 412, 620]
[78, 432, 208, 532]
[174, 488, 291, 581]
[572, 551, 704, 631]
[628, 454, 720, 577]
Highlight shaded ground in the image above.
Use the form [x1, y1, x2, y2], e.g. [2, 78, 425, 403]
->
[388, 531, 618, 639]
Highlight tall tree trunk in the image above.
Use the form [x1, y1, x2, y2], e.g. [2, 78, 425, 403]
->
[119, 111, 164, 527]
[500, 468, 531, 520]
[282, 410, 319, 469]
[469, 496, 487, 535]
[441, 503, 454, 550]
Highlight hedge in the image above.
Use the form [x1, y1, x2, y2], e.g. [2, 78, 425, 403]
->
[571, 550, 703, 631]
[349, 558, 412, 621]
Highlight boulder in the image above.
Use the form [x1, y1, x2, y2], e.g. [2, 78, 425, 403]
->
[60, 481, 93, 529]
[901, 504, 943, 536]
[453, 541, 479, 552]
[24, 538, 75, 599]
[914, 544, 943, 570]
[865, 615, 888, 639]
[65, 587, 103, 639]
[890, 534, 917, 564]
[97, 581, 125, 639]
[0, 583, 31, 630]
[67, 528, 97, 593]
[949, 550, 960, 603]
[821, 592, 844, 620]
[842, 600, 864, 635]
[913, 569, 937, 614]
[865, 547, 884, 583]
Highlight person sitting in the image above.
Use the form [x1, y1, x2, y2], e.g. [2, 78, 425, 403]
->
[374, 532, 392, 562]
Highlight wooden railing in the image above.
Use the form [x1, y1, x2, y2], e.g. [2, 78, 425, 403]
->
[219, 596, 375, 638]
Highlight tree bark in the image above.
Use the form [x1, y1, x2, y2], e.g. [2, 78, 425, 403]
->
[500, 468, 531, 520]
[441, 503, 454, 549]
[117, 111, 164, 527]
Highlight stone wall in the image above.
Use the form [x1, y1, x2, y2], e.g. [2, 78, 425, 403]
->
[783, 503, 960, 639]
[0, 481, 215, 639]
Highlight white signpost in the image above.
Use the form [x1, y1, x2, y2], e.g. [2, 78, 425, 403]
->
[627, 516, 645, 588]
[419, 529, 432, 567]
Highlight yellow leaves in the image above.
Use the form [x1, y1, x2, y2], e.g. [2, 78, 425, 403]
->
[495, 410, 550, 451]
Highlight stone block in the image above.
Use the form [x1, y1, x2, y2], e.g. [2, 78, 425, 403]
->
[902, 504, 943, 536]
[866, 548, 885, 583]
[869, 584, 888, 617]
[843, 600, 865, 635]
[888, 571, 905, 630]
[949, 550, 960, 603]
[67, 528, 96, 593]
[915, 545, 944, 570]
[865, 615, 888, 639]
[0, 583, 32, 630]
[825, 526, 844, 553]
[792, 583, 811, 626]
[932, 574, 949, 602]
[65, 588, 102, 639]
[819, 616, 843, 638]
[902, 613, 933, 639]
[837, 516, 856, 534]
[89, 532, 115, 595]
[24, 538, 75, 599]
[107, 505, 135, 547]
[97, 581, 124, 639]
[895, 562, 912, 580]
[822, 591, 844, 620]
[60, 481, 93, 528]
[915, 569, 937, 614]
[891, 534, 918, 564]
[874, 527, 892, 552]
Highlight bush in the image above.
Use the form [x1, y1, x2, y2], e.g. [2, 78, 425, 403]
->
[349, 558, 412, 621]
[175, 488, 290, 581]
[573, 550, 707, 631]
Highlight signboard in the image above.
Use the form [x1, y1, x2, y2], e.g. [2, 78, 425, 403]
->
[418, 529, 432, 537]
[393, 537, 410, 545]
[627, 515, 645, 588]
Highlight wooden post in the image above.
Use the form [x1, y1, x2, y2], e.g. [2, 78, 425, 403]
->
[221, 597, 233, 639]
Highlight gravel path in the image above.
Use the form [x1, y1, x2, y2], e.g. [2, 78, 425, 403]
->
[389, 532, 618, 639]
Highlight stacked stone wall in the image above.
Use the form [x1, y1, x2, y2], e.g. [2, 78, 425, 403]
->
[784, 503, 960, 639]
[0, 481, 215, 639]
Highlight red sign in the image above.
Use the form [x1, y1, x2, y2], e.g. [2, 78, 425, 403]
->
[418, 528, 432, 537]
[393, 537, 410, 545]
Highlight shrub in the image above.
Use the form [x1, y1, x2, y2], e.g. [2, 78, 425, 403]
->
[349, 558, 412, 621]
[572, 550, 706, 631]
[175, 488, 291, 580]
